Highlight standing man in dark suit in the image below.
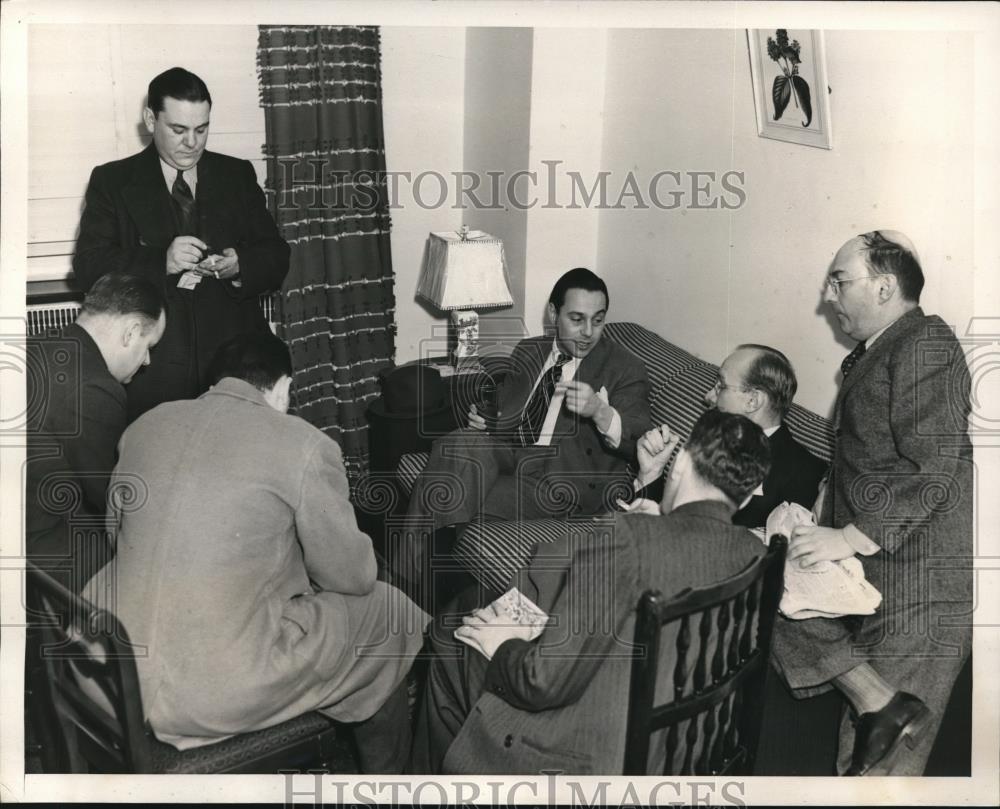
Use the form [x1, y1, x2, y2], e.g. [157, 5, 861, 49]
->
[632, 344, 827, 527]
[409, 409, 771, 774]
[770, 230, 973, 776]
[73, 67, 289, 421]
[400, 268, 651, 586]
[26, 272, 166, 591]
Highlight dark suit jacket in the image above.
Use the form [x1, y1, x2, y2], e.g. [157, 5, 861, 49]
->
[824, 307, 973, 613]
[638, 424, 827, 528]
[25, 324, 126, 590]
[493, 334, 651, 515]
[73, 144, 290, 419]
[439, 500, 762, 774]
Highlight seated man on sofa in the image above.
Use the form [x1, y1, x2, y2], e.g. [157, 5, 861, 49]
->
[398, 268, 651, 591]
[631, 343, 826, 527]
[85, 332, 428, 772]
[409, 409, 771, 774]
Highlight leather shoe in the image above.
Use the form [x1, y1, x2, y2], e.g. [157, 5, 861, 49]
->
[845, 691, 932, 776]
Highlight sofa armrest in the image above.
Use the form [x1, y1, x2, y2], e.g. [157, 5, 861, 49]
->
[396, 451, 430, 498]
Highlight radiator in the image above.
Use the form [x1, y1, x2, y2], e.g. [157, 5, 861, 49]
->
[25, 295, 279, 337]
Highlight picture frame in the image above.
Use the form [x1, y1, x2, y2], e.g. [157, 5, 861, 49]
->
[747, 28, 833, 149]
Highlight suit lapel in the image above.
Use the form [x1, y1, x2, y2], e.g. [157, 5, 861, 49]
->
[504, 336, 551, 414]
[761, 425, 790, 496]
[193, 152, 223, 246]
[834, 308, 924, 417]
[121, 145, 178, 248]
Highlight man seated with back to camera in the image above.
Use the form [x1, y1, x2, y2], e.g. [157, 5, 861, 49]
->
[399, 267, 651, 605]
[85, 331, 428, 771]
[408, 409, 772, 775]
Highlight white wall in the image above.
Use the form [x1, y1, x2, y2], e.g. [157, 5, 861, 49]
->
[596, 28, 975, 417]
[381, 26, 466, 362]
[27, 24, 263, 281]
[522, 29, 608, 332]
[463, 27, 533, 343]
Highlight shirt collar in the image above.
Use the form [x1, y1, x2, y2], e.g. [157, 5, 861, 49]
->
[864, 319, 894, 350]
[864, 307, 921, 350]
[159, 156, 198, 195]
[550, 339, 580, 367]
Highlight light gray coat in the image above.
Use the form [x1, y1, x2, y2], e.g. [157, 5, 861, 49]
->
[87, 378, 427, 748]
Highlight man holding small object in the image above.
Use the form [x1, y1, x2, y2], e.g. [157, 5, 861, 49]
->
[626, 344, 826, 527]
[400, 268, 651, 590]
[73, 66, 289, 420]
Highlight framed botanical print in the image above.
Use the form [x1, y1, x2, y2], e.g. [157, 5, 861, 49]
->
[747, 28, 833, 149]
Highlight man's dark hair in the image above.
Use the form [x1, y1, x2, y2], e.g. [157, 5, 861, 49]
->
[548, 268, 609, 312]
[80, 272, 165, 331]
[148, 67, 212, 115]
[686, 409, 771, 507]
[859, 230, 924, 303]
[207, 332, 293, 392]
[736, 343, 797, 418]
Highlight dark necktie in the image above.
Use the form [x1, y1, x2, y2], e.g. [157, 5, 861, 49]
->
[516, 352, 572, 447]
[841, 341, 867, 378]
[171, 169, 196, 235]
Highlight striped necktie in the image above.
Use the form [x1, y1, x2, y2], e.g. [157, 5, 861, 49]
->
[171, 169, 196, 235]
[840, 341, 867, 378]
[516, 352, 572, 447]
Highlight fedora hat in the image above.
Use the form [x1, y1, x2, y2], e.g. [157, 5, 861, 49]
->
[368, 363, 454, 420]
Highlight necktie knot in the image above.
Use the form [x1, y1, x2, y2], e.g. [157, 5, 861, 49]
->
[515, 351, 573, 447]
[841, 341, 867, 378]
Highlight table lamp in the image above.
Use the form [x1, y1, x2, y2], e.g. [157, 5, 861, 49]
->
[415, 226, 514, 372]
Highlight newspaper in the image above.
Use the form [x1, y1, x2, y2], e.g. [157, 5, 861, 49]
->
[764, 502, 883, 620]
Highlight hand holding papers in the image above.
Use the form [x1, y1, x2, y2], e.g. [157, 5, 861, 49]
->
[454, 588, 550, 660]
[766, 502, 882, 620]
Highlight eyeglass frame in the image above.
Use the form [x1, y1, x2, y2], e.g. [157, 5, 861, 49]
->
[824, 274, 877, 296]
[710, 375, 755, 395]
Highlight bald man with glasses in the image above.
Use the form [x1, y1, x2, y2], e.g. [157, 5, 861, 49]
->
[629, 343, 826, 529]
[769, 230, 973, 776]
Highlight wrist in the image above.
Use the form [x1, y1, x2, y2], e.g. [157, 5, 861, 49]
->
[592, 400, 612, 431]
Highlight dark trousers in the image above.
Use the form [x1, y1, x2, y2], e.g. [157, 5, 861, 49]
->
[408, 587, 491, 774]
[351, 676, 413, 774]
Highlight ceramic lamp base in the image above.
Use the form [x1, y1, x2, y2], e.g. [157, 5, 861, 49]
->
[450, 309, 482, 372]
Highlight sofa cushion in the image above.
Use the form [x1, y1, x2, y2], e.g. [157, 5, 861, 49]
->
[601, 321, 703, 389]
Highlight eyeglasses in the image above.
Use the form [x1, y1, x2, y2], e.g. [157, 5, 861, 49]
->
[711, 376, 752, 394]
[825, 274, 876, 296]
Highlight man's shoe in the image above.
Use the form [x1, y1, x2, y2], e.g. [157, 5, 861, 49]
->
[845, 691, 932, 776]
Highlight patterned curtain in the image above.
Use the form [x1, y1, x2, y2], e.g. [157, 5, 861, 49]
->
[257, 25, 395, 483]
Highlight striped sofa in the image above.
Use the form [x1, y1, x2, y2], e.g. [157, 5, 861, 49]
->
[396, 321, 835, 593]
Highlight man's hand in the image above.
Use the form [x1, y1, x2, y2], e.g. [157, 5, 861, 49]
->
[636, 424, 676, 485]
[467, 403, 487, 431]
[166, 235, 208, 275]
[557, 379, 613, 429]
[454, 602, 535, 660]
[617, 496, 661, 515]
[787, 525, 855, 567]
[195, 247, 241, 280]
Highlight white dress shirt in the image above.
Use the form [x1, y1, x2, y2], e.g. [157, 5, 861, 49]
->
[523, 340, 622, 448]
[160, 158, 198, 198]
